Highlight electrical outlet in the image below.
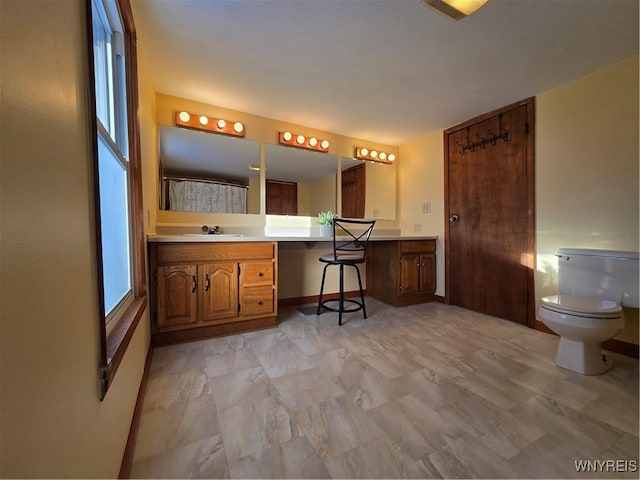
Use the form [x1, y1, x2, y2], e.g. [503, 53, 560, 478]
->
[422, 202, 431, 214]
[414, 223, 422, 233]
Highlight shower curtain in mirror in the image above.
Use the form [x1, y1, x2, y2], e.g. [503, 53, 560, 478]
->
[168, 179, 248, 213]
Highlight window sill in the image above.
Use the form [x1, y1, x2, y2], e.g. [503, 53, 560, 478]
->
[101, 295, 147, 399]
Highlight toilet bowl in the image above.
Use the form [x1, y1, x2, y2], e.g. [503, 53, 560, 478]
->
[538, 248, 638, 375]
[538, 294, 624, 374]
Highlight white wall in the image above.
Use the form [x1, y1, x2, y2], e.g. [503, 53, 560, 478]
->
[397, 55, 639, 342]
[0, 1, 152, 476]
[399, 131, 446, 297]
[536, 54, 639, 342]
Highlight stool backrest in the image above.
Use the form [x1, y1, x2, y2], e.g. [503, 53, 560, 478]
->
[332, 218, 376, 260]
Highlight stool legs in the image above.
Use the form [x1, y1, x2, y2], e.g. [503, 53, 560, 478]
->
[339, 264, 344, 326]
[354, 264, 367, 319]
[317, 262, 367, 326]
[316, 263, 329, 315]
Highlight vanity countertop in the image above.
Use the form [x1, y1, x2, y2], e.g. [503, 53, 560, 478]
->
[147, 234, 438, 243]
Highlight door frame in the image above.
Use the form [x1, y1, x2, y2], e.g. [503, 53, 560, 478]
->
[443, 97, 536, 328]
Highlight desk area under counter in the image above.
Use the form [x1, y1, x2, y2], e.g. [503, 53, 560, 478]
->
[147, 233, 437, 345]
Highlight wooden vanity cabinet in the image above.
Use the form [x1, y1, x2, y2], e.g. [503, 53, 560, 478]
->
[150, 242, 277, 345]
[366, 239, 436, 307]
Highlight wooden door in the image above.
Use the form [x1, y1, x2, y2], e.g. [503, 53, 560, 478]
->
[342, 163, 365, 218]
[445, 98, 535, 326]
[200, 262, 238, 322]
[266, 180, 297, 215]
[157, 265, 198, 329]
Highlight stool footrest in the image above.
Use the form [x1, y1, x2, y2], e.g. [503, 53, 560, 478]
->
[319, 298, 364, 314]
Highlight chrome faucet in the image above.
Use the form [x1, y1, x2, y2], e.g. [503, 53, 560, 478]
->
[201, 225, 221, 235]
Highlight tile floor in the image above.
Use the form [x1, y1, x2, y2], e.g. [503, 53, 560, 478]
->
[130, 299, 639, 479]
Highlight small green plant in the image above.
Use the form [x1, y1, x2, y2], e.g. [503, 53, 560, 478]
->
[318, 210, 336, 225]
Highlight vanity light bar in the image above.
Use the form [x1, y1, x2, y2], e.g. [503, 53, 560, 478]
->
[278, 131, 330, 153]
[175, 111, 245, 137]
[355, 147, 396, 164]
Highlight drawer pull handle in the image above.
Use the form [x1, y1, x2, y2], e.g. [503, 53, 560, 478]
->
[257, 300, 263, 305]
[204, 273, 210, 291]
[257, 272, 264, 277]
[191, 275, 197, 293]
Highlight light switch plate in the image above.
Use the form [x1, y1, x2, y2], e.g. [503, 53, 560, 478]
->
[422, 202, 431, 214]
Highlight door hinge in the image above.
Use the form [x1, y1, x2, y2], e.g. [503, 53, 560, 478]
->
[524, 122, 529, 134]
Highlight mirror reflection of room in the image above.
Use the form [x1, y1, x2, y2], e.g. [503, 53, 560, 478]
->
[264, 144, 337, 216]
[158, 125, 261, 214]
[341, 156, 396, 219]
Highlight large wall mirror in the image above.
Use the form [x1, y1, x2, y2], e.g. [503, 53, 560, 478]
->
[341, 156, 396, 220]
[158, 125, 261, 214]
[265, 144, 337, 216]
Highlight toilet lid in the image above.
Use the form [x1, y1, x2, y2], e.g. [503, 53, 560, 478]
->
[540, 295, 622, 318]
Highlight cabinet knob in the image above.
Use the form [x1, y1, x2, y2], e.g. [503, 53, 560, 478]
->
[257, 272, 264, 277]
[257, 300, 263, 305]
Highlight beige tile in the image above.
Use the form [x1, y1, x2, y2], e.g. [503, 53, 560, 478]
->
[324, 434, 435, 479]
[228, 436, 330, 479]
[132, 299, 638, 478]
[219, 394, 302, 463]
[294, 394, 385, 460]
[130, 434, 229, 479]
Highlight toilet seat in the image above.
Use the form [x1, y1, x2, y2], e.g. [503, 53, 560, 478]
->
[539, 295, 622, 319]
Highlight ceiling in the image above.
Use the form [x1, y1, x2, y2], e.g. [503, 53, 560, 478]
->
[131, 0, 638, 146]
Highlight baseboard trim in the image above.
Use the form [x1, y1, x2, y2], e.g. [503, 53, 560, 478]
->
[119, 345, 153, 479]
[279, 290, 364, 308]
[534, 320, 638, 359]
[152, 317, 278, 347]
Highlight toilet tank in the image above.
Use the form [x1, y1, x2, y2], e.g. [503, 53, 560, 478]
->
[557, 248, 640, 308]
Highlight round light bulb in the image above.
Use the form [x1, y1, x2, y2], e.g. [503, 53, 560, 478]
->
[388, 154, 396, 162]
[360, 148, 368, 157]
[379, 152, 387, 160]
[309, 137, 318, 147]
[283, 131, 292, 141]
[199, 116, 209, 126]
[296, 135, 305, 145]
[371, 150, 378, 158]
[178, 111, 191, 123]
[217, 119, 227, 129]
[233, 122, 244, 133]
[321, 140, 330, 149]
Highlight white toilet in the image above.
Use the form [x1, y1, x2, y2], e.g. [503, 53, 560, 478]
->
[537, 248, 639, 375]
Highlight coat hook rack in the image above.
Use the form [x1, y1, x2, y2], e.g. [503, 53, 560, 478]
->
[457, 128, 509, 155]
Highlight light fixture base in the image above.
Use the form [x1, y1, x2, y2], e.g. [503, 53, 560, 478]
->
[422, 0, 487, 20]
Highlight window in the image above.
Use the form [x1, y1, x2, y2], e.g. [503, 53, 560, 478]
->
[88, 0, 146, 399]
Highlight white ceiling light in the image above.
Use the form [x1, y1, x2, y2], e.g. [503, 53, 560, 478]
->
[422, 0, 487, 20]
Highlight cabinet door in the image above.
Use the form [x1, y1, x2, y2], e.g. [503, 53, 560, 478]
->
[399, 254, 420, 296]
[419, 254, 436, 293]
[201, 262, 238, 322]
[157, 265, 198, 329]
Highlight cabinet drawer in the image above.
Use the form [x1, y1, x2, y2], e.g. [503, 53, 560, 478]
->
[157, 242, 275, 264]
[241, 261, 274, 287]
[401, 240, 436, 254]
[241, 286, 274, 316]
